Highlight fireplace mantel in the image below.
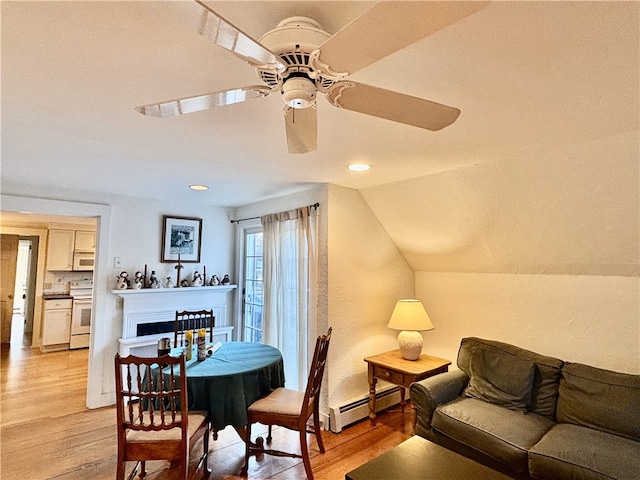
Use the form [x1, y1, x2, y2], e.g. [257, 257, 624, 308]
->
[113, 285, 236, 298]
[114, 285, 237, 340]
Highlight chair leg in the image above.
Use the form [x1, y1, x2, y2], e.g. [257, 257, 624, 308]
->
[242, 422, 253, 475]
[267, 425, 272, 443]
[299, 428, 314, 480]
[313, 410, 325, 453]
[180, 458, 188, 480]
[116, 457, 124, 480]
[202, 425, 211, 476]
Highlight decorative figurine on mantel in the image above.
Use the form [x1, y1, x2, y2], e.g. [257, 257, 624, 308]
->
[192, 271, 203, 287]
[116, 271, 130, 290]
[180, 279, 190, 288]
[221, 274, 231, 285]
[209, 275, 220, 286]
[133, 271, 144, 289]
[149, 270, 160, 289]
[165, 277, 174, 289]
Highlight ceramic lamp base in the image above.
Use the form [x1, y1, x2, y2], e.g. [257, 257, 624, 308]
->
[397, 330, 423, 360]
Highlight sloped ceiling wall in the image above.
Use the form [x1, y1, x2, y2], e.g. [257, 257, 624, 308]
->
[358, 1, 639, 278]
[361, 131, 639, 276]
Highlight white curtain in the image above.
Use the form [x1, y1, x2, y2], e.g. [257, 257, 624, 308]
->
[261, 206, 318, 391]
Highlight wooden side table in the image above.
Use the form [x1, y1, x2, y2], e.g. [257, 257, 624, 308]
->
[364, 349, 451, 425]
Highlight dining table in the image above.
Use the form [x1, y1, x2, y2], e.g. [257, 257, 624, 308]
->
[151, 341, 285, 433]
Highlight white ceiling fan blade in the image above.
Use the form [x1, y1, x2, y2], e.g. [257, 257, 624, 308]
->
[315, 1, 489, 77]
[326, 81, 460, 131]
[195, 1, 285, 72]
[284, 106, 317, 154]
[136, 86, 272, 117]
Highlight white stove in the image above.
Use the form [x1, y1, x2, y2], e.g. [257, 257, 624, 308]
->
[69, 279, 93, 349]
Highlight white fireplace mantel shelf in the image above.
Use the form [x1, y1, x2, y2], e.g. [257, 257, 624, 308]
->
[112, 285, 237, 297]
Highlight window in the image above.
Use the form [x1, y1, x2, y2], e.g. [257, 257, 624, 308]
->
[242, 228, 263, 343]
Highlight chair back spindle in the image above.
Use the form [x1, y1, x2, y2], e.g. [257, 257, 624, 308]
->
[174, 309, 215, 348]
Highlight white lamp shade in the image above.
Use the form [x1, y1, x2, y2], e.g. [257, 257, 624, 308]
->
[387, 299, 434, 331]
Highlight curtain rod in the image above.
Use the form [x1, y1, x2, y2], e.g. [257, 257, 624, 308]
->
[230, 202, 319, 224]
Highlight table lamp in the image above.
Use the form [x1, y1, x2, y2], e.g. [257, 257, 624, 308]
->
[387, 299, 434, 360]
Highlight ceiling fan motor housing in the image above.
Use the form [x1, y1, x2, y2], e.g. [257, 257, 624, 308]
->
[258, 17, 334, 107]
[281, 77, 316, 108]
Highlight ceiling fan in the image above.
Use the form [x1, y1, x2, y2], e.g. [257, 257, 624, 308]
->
[136, 1, 488, 153]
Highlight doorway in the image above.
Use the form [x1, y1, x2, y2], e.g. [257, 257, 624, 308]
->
[1, 234, 41, 349]
[10, 239, 37, 345]
[2, 196, 111, 409]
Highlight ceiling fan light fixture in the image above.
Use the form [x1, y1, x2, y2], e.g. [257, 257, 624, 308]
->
[348, 163, 371, 172]
[282, 77, 316, 109]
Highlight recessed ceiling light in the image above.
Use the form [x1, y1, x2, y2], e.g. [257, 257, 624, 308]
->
[347, 163, 371, 172]
[189, 184, 209, 191]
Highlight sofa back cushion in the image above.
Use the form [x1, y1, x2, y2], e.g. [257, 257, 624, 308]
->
[458, 338, 564, 419]
[557, 362, 640, 442]
[464, 346, 536, 411]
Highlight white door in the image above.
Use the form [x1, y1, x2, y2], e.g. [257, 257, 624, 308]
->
[1, 235, 19, 343]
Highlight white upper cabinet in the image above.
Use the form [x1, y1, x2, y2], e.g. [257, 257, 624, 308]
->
[74, 231, 96, 252]
[46, 229, 75, 271]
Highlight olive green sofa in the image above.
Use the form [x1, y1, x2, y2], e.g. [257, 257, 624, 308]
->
[409, 337, 640, 480]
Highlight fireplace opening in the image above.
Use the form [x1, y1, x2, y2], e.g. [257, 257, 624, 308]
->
[137, 321, 174, 337]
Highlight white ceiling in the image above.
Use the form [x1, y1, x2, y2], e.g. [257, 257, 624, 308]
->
[2, 1, 638, 275]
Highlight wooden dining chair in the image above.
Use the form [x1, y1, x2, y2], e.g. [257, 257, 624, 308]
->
[243, 328, 332, 480]
[114, 353, 211, 480]
[174, 309, 215, 348]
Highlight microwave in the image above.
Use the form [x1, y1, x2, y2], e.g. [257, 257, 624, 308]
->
[73, 251, 95, 271]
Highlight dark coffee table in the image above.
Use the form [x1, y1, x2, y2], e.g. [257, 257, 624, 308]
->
[345, 435, 513, 480]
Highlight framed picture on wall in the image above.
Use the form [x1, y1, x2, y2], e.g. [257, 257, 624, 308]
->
[161, 215, 202, 263]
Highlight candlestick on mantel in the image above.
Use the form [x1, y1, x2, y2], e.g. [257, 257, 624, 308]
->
[175, 253, 184, 288]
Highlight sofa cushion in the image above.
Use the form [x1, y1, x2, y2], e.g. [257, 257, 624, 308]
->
[432, 397, 554, 474]
[458, 337, 564, 419]
[529, 423, 640, 480]
[464, 346, 536, 411]
[556, 362, 640, 442]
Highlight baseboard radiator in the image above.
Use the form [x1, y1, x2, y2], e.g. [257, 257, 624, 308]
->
[328, 386, 402, 433]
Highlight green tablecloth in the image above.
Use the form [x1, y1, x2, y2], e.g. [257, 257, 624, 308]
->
[157, 341, 285, 431]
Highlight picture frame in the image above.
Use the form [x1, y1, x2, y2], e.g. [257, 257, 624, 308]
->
[161, 215, 202, 263]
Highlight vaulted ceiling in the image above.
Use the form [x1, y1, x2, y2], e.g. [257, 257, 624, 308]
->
[2, 1, 638, 275]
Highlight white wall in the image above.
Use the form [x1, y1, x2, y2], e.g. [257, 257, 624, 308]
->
[416, 272, 640, 374]
[1, 193, 234, 407]
[326, 184, 415, 406]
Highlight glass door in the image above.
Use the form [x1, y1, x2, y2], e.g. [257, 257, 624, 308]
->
[242, 228, 263, 342]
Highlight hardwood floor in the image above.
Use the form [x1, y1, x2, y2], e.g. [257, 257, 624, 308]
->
[1, 338, 413, 480]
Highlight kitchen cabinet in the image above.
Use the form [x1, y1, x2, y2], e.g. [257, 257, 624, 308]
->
[42, 298, 72, 350]
[46, 229, 96, 270]
[74, 231, 96, 251]
[46, 230, 75, 271]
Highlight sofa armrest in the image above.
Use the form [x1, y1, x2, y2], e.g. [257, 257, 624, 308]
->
[410, 369, 469, 437]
